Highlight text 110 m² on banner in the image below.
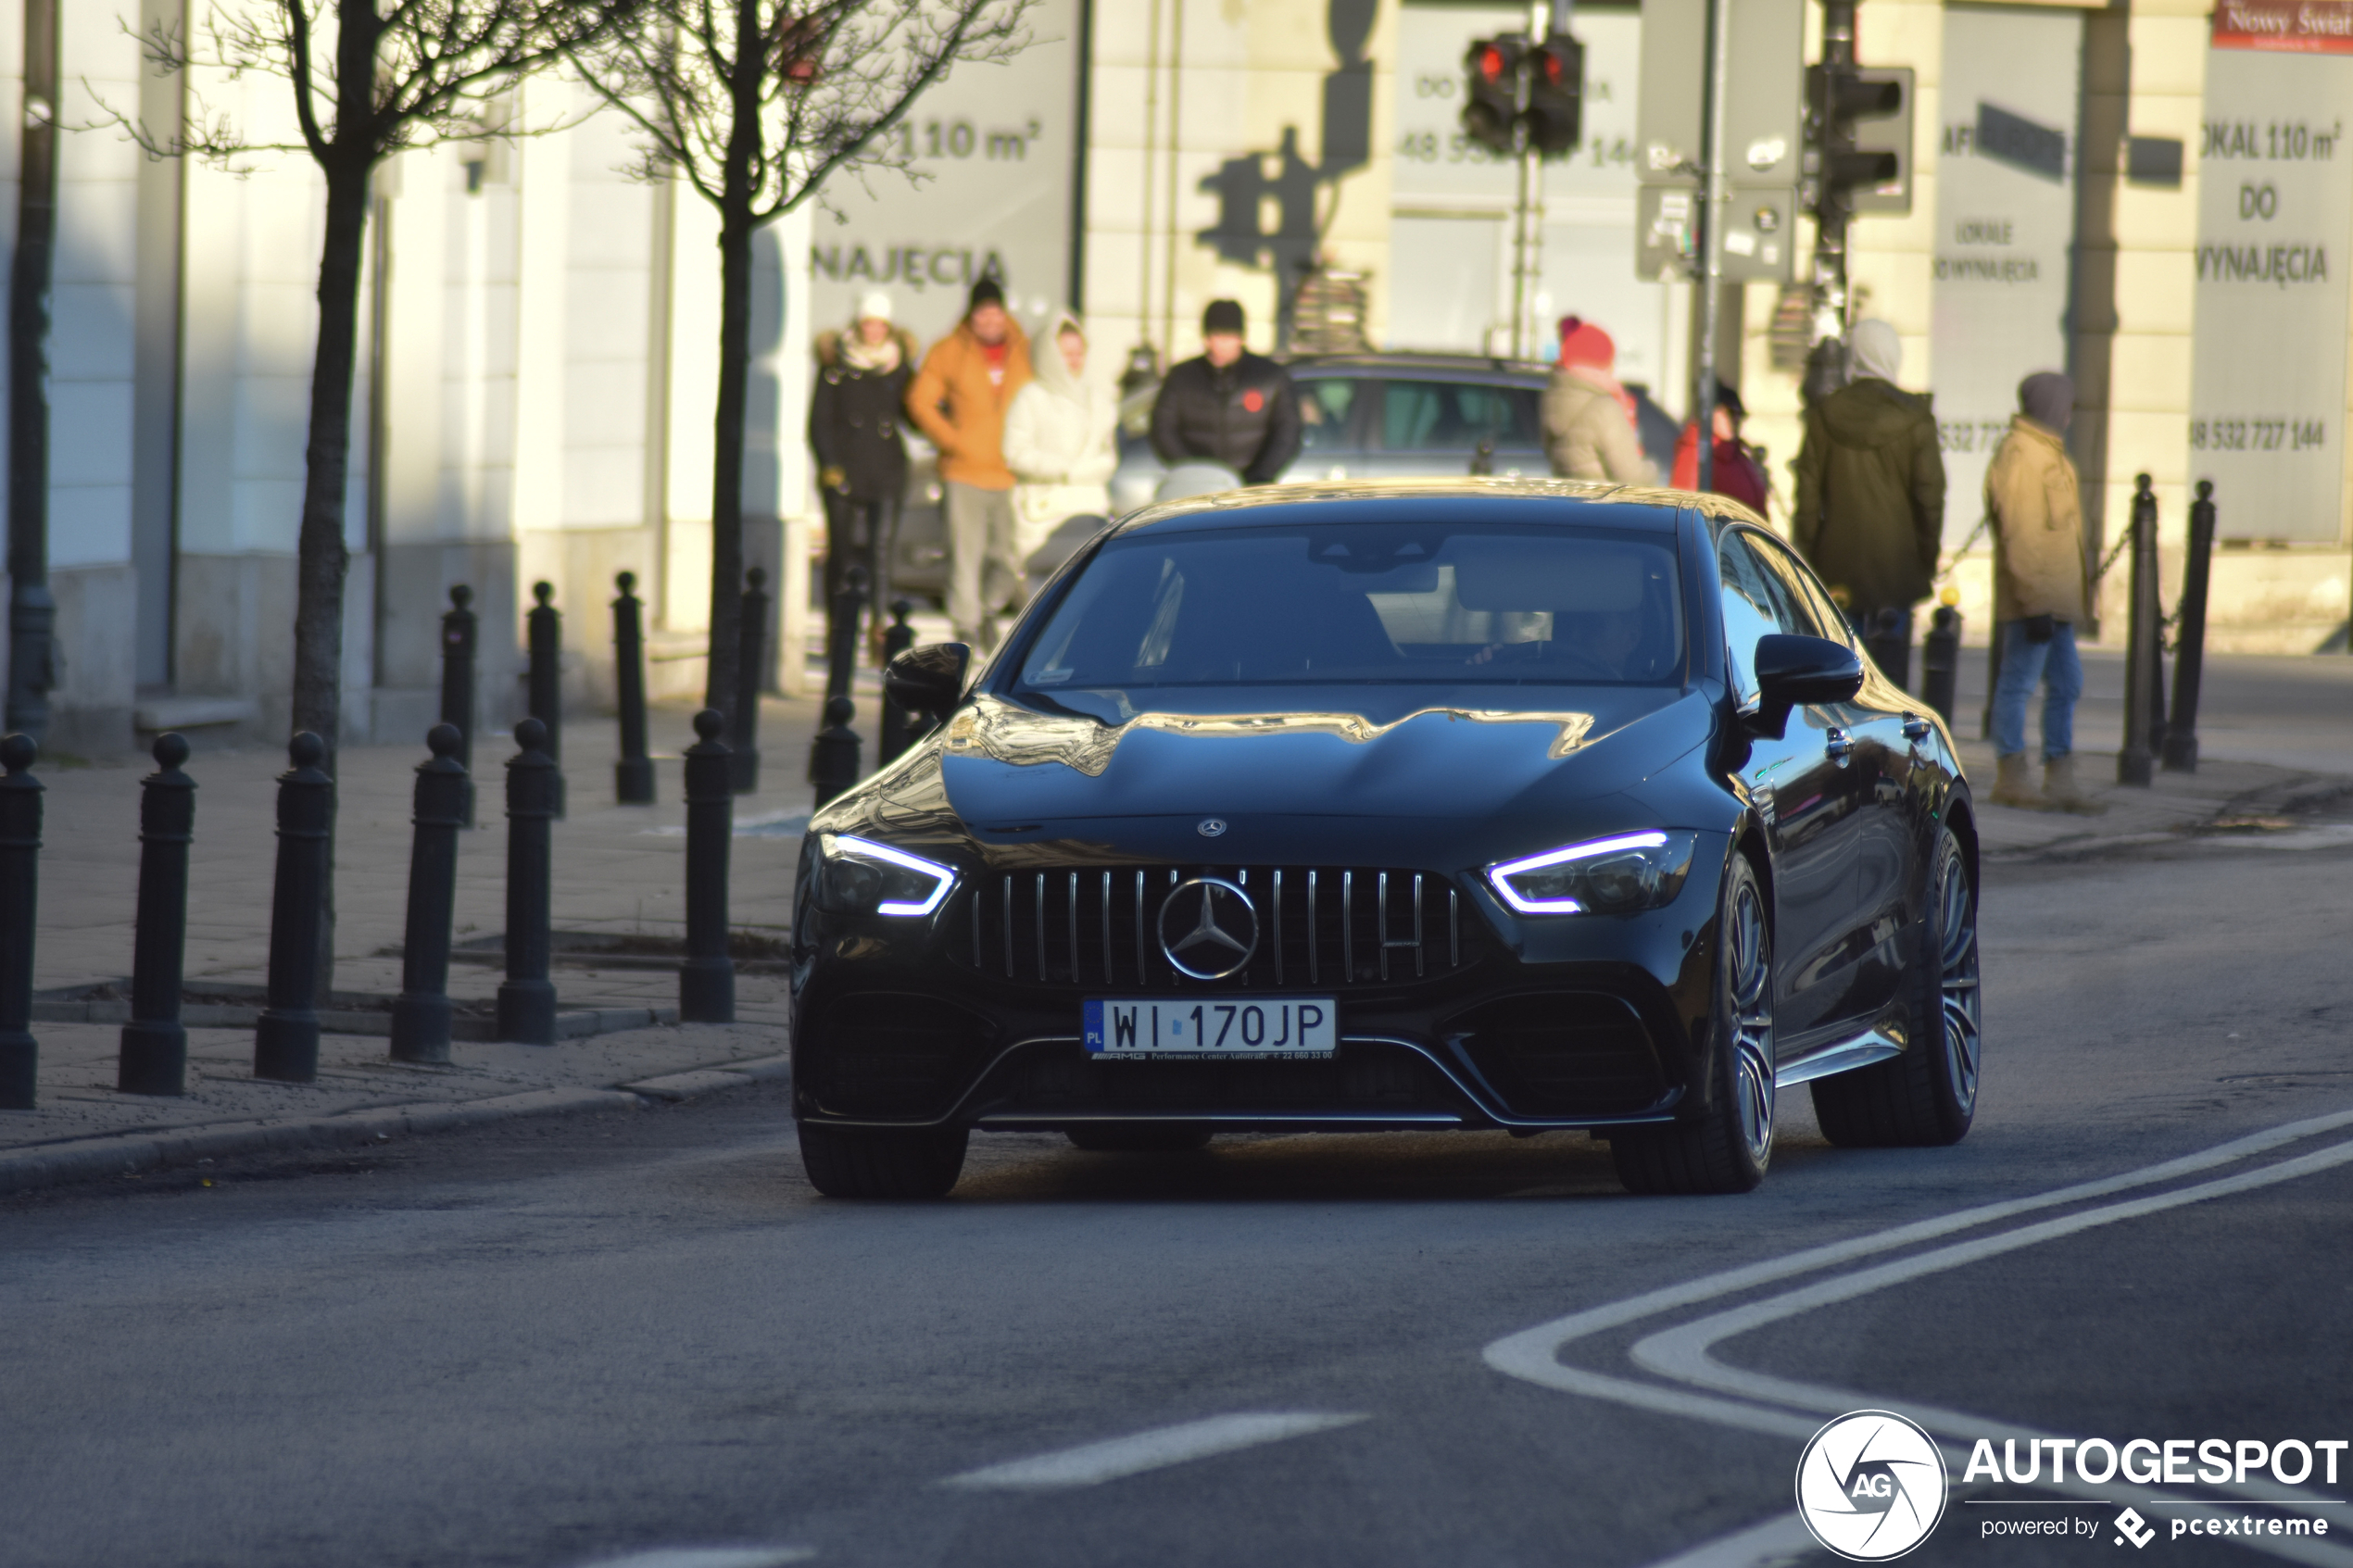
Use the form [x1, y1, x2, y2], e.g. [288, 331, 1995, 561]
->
[2189, 5, 2353, 542]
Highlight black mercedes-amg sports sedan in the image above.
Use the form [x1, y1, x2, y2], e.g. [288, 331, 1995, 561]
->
[790, 480, 1981, 1198]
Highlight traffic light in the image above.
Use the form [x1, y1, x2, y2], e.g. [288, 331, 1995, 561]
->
[1462, 35, 1524, 156]
[1525, 34, 1583, 156]
[1807, 63, 1913, 217]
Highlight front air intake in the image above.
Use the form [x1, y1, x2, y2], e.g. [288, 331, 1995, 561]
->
[1456, 993, 1667, 1117]
[805, 993, 993, 1119]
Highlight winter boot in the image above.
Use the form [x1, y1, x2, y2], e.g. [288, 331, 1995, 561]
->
[2042, 753, 2108, 815]
[1989, 753, 2050, 809]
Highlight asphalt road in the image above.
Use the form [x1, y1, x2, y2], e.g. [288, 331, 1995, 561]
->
[8, 833, 2353, 1568]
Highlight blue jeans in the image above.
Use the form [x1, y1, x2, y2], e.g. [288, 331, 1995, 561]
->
[1992, 619, 2082, 761]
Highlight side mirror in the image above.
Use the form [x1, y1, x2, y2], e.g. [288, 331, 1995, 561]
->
[1754, 633, 1865, 710]
[885, 642, 972, 722]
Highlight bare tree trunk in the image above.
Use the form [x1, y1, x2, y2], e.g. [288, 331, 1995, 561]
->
[294, 164, 367, 752]
[704, 203, 754, 724]
[294, 158, 369, 1001]
[702, 0, 765, 724]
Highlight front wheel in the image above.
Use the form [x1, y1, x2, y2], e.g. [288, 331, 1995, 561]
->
[797, 1122, 969, 1198]
[1612, 852, 1775, 1195]
[1812, 823, 1981, 1147]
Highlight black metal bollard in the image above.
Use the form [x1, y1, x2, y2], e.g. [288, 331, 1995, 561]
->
[876, 598, 917, 766]
[612, 571, 655, 806]
[528, 581, 565, 820]
[0, 734, 41, 1110]
[811, 696, 862, 808]
[390, 724, 469, 1065]
[2118, 475, 2163, 786]
[254, 733, 333, 1083]
[680, 709, 736, 1023]
[1920, 601, 1962, 731]
[441, 583, 478, 827]
[2164, 480, 2218, 772]
[730, 568, 770, 795]
[497, 717, 559, 1046]
[825, 563, 869, 704]
[119, 734, 195, 1096]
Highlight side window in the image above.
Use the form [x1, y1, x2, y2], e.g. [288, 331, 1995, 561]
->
[1718, 530, 1806, 706]
[1752, 535, 1849, 645]
[1297, 378, 1361, 452]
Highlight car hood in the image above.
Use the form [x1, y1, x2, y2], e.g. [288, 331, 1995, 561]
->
[814, 685, 1724, 868]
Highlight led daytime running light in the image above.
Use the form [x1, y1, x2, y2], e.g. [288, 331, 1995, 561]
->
[829, 833, 957, 916]
[1488, 831, 1672, 915]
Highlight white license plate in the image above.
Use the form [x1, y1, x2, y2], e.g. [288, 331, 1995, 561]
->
[1083, 998, 1339, 1060]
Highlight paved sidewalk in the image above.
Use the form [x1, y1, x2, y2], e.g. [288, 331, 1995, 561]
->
[0, 671, 857, 1190]
[1947, 642, 2353, 858]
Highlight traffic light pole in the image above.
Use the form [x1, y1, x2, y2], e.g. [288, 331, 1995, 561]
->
[1807, 0, 1861, 364]
[1692, 0, 1730, 492]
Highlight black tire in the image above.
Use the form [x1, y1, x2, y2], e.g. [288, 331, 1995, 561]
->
[797, 1121, 969, 1198]
[1065, 1123, 1214, 1153]
[1612, 852, 1775, 1195]
[1811, 823, 1981, 1148]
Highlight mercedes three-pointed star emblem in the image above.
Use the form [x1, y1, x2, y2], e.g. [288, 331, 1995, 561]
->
[1156, 877, 1260, 980]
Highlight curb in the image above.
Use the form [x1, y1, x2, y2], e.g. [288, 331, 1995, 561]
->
[0, 1051, 795, 1198]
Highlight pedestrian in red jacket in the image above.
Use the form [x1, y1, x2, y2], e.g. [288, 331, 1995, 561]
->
[1670, 381, 1770, 516]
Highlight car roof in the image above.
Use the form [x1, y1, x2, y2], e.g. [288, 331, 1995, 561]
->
[1287, 352, 1550, 385]
[1108, 477, 1753, 537]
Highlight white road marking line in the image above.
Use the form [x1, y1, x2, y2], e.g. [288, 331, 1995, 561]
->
[576, 1549, 813, 1568]
[942, 1411, 1369, 1490]
[1482, 1109, 2353, 1568]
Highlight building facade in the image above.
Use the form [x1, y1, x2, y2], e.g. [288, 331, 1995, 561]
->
[6, 0, 2351, 753]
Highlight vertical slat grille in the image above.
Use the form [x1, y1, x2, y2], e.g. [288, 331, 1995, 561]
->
[966, 864, 1474, 990]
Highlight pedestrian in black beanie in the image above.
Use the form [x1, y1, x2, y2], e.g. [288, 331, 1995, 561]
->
[1148, 299, 1302, 485]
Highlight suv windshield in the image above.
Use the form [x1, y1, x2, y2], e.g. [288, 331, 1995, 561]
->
[1017, 522, 1684, 691]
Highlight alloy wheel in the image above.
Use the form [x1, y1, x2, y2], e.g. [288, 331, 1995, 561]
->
[1935, 839, 1982, 1113]
[1728, 878, 1776, 1163]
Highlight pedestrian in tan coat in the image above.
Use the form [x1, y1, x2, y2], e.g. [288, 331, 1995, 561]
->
[906, 277, 1033, 646]
[1985, 370, 2100, 813]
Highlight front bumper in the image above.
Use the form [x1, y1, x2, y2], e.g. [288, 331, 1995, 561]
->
[792, 852, 1728, 1134]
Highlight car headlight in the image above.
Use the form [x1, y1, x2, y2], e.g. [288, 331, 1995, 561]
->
[813, 834, 957, 917]
[1486, 830, 1697, 915]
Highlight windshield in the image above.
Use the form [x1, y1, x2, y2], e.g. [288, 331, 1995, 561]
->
[1015, 521, 1684, 691]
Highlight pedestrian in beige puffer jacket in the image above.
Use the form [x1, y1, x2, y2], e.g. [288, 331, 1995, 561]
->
[1984, 371, 2102, 814]
[1541, 316, 1657, 484]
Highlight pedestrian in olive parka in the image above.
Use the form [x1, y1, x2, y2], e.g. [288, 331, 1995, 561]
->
[1148, 299, 1303, 484]
[1793, 319, 1947, 684]
[811, 290, 918, 652]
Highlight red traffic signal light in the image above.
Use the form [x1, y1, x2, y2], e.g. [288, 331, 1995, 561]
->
[1462, 34, 1525, 155]
[1527, 34, 1583, 156]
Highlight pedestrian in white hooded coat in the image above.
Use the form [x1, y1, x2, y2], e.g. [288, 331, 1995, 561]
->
[1002, 310, 1119, 577]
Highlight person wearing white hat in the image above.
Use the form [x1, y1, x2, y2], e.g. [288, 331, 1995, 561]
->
[1002, 309, 1118, 585]
[810, 290, 917, 655]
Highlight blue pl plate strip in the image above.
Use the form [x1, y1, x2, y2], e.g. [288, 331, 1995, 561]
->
[1084, 998, 1105, 1053]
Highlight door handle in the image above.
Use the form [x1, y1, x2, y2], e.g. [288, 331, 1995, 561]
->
[1824, 726, 1855, 762]
[1902, 713, 1932, 742]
